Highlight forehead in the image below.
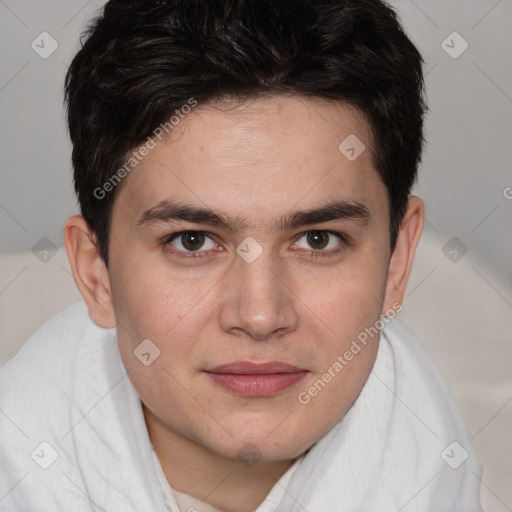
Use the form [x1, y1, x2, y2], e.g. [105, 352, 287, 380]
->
[114, 95, 387, 227]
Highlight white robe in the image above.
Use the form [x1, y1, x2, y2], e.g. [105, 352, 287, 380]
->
[0, 300, 483, 511]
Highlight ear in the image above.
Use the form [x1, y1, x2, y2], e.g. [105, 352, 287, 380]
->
[63, 215, 116, 328]
[382, 196, 424, 314]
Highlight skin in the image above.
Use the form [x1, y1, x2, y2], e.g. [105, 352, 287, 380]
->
[64, 95, 424, 512]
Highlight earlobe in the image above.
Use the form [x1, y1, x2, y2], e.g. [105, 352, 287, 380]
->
[382, 196, 424, 314]
[63, 215, 116, 328]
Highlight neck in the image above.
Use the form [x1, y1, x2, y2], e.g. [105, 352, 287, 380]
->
[144, 405, 299, 512]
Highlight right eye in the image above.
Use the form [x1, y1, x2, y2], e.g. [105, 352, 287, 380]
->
[164, 231, 219, 258]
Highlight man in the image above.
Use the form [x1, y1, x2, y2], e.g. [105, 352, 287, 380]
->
[0, 0, 482, 510]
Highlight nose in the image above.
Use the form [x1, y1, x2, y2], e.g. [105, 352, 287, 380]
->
[218, 246, 299, 341]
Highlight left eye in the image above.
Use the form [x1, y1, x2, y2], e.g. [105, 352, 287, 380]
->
[293, 230, 344, 252]
[167, 231, 217, 252]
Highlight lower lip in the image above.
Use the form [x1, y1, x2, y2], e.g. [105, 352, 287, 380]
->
[205, 372, 308, 396]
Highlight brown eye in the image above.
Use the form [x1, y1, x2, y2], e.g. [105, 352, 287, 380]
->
[292, 230, 346, 257]
[306, 230, 329, 250]
[167, 231, 216, 253]
[180, 231, 205, 251]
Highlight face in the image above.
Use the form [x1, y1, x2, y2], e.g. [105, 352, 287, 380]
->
[105, 95, 397, 461]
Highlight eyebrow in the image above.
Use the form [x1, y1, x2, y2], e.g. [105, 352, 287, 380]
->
[137, 199, 370, 231]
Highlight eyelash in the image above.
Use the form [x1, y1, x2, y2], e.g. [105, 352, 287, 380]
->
[298, 230, 349, 260]
[162, 230, 349, 260]
[163, 231, 218, 260]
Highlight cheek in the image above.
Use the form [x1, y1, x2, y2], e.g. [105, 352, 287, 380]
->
[110, 263, 216, 407]
[297, 256, 387, 393]
[293, 270, 385, 431]
[109, 253, 221, 345]
[303, 255, 388, 338]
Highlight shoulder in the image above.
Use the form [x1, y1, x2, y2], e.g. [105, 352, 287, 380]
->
[0, 300, 116, 433]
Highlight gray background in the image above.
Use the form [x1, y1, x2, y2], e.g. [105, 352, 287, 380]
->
[1, 0, 511, 282]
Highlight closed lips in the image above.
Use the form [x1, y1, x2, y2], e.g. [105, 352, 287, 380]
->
[204, 361, 308, 396]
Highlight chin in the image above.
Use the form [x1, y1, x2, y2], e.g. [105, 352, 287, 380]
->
[203, 415, 316, 462]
